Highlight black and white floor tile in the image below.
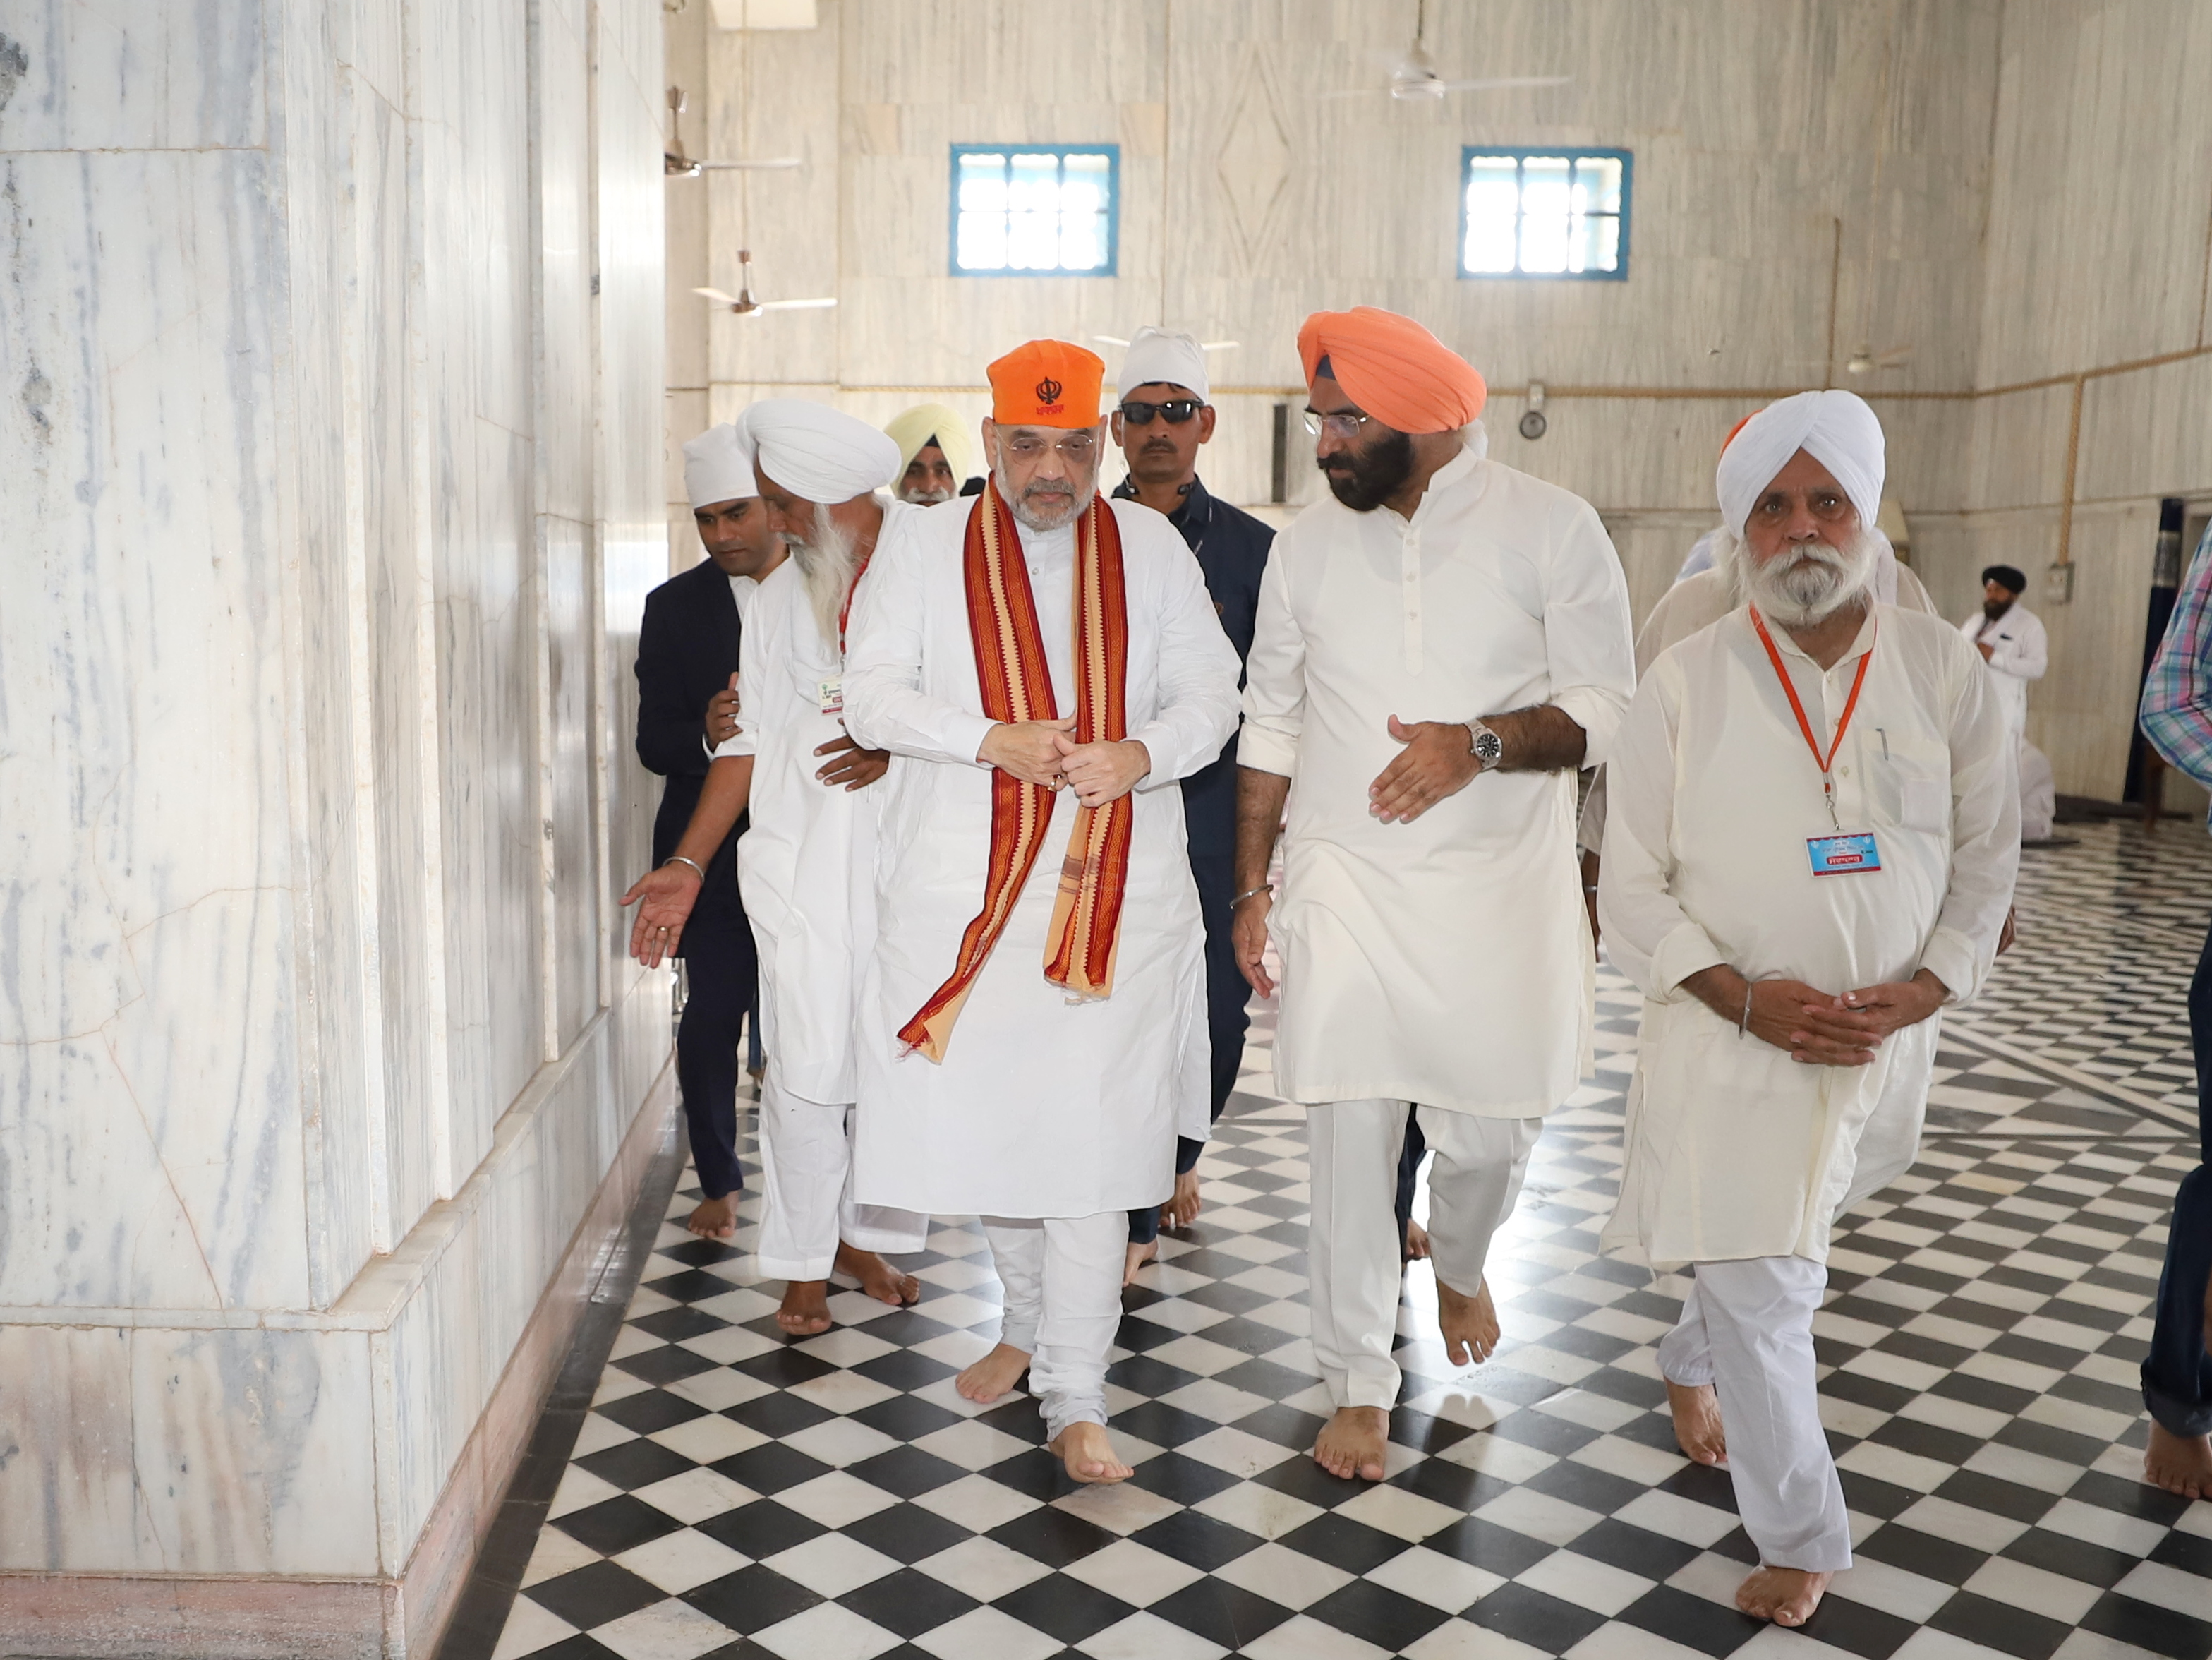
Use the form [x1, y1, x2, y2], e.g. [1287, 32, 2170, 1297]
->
[445, 831, 2211, 1660]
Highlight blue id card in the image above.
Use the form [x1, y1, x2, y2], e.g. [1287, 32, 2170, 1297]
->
[1807, 831, 1882, 876]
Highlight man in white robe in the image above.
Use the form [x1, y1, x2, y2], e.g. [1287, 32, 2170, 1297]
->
[1599, 390, 2017, 1626]
[1235, 306, 1635, 1484]
[1960, 564, 2056, 840]
[842, 340, 1240, 1483]
[622, 404, 928, 1336]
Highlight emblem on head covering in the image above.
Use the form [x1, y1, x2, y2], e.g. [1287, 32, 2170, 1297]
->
[986, 340, 1104, 428]
[1035, 378, 1063, 406]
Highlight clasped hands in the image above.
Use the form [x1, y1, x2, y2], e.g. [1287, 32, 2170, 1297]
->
[1681, 964, 1950, 1066]
[979, 717, 1150, 807]
[703, 675, 886, 789]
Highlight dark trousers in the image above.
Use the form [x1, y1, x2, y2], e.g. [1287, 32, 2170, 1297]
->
[1395, 1108, 1427, 1240]
[1132, 855, 1254, 1244]
[676, 860, 757, 1203]
[2144, 917, 2212, 1438]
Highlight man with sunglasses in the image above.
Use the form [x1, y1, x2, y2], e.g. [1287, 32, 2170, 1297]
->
[1237, 307, 1634, 1486]
[1108, 328, 1274, 1282]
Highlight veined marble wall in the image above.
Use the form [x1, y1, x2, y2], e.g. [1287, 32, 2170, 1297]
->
[671, 0, 2001, 567]
[677, 0, 2212, 805]
[0, 0, 670, 1652]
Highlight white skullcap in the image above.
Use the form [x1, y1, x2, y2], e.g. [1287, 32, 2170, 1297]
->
[1715, 390, 1885, 541]
[1116, 327, 1209, 403]
[683, 422, 759, 510]
[740, 399, 902, 505]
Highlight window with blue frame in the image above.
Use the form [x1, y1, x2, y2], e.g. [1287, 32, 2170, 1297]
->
[1459, 148, 1631, 280]
[950, 145, 1118, 276]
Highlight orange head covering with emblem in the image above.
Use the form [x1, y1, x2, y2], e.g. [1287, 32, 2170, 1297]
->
[987, 339, 1105, 429]
[1296, 306, 1486, 435]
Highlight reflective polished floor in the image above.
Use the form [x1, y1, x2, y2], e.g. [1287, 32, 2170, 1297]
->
[442, 823, 2212, 1660]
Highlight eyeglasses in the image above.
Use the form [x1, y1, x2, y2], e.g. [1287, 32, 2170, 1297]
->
[1119, 398, 1204, 426]
[1302, 409, 1374, 439]
[1003, 433, 1099, 460]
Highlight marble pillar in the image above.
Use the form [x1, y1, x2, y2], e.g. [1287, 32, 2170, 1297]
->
[0, 1, 672, 1654]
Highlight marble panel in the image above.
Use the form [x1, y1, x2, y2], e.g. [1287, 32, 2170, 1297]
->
[0, 0, 267, 152]
[537, 0, 596, 527]
[0, 148, 314, 1313]
[2075, 355, 2212, 507]
[1966, 382, 2078, 515]
[546, 515, 600, 1050]
[0, 1323, 377, 1575]
[1976, 0, 2212, 388]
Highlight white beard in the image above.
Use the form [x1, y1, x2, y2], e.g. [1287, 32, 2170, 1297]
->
[899, 485, 953, 505]
[990, 459, 1095, 532]
[1728, 527, 1880, 627]
[786, 503, 859, 651]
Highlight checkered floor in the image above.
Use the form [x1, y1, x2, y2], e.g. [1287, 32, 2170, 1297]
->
[447, 834, 2211, 1660]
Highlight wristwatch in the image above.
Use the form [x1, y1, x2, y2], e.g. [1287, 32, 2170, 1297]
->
[1464, 718, 1504, 771]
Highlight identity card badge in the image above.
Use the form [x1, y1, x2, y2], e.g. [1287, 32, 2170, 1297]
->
[817, 675, 845, 716]
[1806, 831, 1882, 877]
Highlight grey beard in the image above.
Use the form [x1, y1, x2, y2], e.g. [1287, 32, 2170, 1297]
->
[1739, 527, 1880, 627]
[787, 503, 859, 651]
[899, 485, 953, 505]
[991, 461, 1094, 532]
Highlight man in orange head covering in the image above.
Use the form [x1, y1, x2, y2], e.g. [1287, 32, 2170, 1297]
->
[840, 340, 1240, 1485]
[1236, 308, 1636, 1484]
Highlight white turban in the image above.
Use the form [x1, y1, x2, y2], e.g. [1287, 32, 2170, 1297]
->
[740, 399, 901, 505]
[682, 421, 758, 510]
[1116, 327, 1209, 402]
[1715, 390, 1885, 541]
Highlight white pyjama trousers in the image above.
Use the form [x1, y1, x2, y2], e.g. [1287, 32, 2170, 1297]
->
[981, 1212, 1126, 1442]
[755, 1076, 928, 1281]
[1658, 1254, 1853, 1573]
[1307, 1099, 1542, 1409]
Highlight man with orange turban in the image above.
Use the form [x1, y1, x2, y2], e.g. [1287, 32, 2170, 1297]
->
[841, 340, 1240, 1484]
[1235, 307, 1635, 1484]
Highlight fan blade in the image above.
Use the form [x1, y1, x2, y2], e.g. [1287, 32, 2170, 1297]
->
[694, 157, 804, 170]
[1319, 87, 1389, 99]
[1199, 341, 1239, 351]
[1091, 335, 1131, 348]
[1877, 347, 1914, 366]
[753, 296, 838, 311]
[1436, 75, 1573, 90]
[691, 287, 742, 305]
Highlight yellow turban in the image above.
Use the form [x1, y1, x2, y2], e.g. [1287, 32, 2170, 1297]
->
[883, 404, 977, 489]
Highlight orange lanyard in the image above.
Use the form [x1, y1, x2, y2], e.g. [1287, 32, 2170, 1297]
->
[1748, 606, 1873, 832]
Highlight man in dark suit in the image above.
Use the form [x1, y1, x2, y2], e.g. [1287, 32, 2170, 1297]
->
[1108, 330, 1274, 1281]
[635, 425, 787, 1240]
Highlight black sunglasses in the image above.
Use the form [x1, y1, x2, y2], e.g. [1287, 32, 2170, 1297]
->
[1118, 398, 1204, 426]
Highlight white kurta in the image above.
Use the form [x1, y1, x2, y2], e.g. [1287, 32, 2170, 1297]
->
[712, 522, 912, 1102]
[1597, 604, 2019, 1268]
[1960, 603, 2048, 738]
[1240, 445, 1636, 1117]
[840, 495, 1242, 1217]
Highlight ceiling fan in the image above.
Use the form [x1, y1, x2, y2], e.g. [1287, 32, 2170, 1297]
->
[1844, 342, 1912, 375]
[1091, 335, 1241, 352]
[694, 249, 836, 318]
[1326, 0, 1570, 100]
[663, 86, 802, 177]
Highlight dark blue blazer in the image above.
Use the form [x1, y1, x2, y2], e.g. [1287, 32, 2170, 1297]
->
[1114, 474, 1273, 860]
[635, 558, 748, 869]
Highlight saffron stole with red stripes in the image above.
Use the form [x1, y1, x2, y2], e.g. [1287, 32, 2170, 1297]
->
[898, 481, 1132, 1064]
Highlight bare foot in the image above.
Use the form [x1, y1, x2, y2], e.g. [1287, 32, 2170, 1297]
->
[687, 1194, 738, 1241]
[1313, 1405, 1389, 1481]
[2145, 1420, 2212, 1500]
[1667, 1380, 1728, 1467]
[1403, 1219, 1430, 1261]
[1047, 1420, 1132, 1484]
[956, 1342, 1031, 1402]
[835, 1241, 919, 1307]
[778, 1280, 832, 1335]
[1736, 1565, 1830, 1626]
[1161, 1169, 1203, 1230]
[1125, 1239, 1159, 1285]
[1436, 1275, 1501, 1367]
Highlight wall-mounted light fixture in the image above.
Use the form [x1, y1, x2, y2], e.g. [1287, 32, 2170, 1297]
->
[1518, 381, 1548, 441]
